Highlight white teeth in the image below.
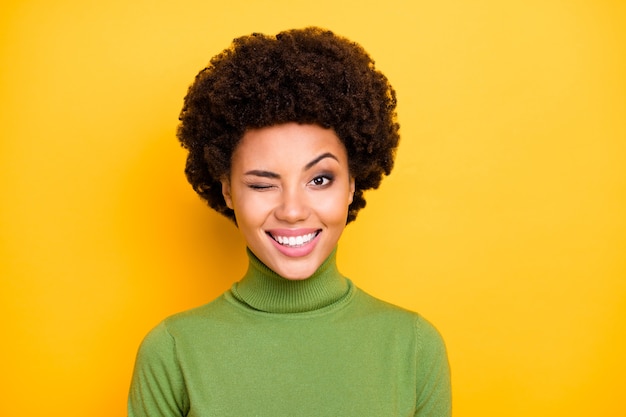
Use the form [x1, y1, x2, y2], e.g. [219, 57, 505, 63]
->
[274, 232, 317, 247]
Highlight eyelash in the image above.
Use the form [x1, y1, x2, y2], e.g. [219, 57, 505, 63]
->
[247, 183, 274, 190]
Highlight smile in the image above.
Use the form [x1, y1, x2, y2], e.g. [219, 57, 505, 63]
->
[269, 231, 320, 248]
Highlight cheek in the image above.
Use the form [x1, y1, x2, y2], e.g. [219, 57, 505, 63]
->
[232, 193, 271, 226]
[318, 194, 352, 222]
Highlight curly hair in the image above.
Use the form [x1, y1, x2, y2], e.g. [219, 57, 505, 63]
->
[177, 27, 400, 224]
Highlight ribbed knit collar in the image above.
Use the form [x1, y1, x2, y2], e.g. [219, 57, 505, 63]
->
[231, 247, 349, 313]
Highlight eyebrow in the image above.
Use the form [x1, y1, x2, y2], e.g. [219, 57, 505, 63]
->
[304, 152, 339, 170]
[244, 152, 340, 178]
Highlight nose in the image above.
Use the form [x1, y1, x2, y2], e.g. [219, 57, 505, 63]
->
[274, 187, 310, 223]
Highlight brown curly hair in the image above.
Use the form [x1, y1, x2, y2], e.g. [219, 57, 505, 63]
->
[177, 27, 399, 224]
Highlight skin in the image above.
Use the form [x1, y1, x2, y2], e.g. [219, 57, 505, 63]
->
[221, 123, 355, 280]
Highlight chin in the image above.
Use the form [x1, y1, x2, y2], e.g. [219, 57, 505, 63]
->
[276, 268, 317, 281]
[272, 261, 320, 281]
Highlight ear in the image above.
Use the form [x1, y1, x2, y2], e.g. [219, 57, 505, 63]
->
[221, 178, 234, 209]
[348, 177, 355, 204]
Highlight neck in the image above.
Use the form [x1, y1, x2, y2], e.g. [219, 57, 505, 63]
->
[231, 247, 349, 313]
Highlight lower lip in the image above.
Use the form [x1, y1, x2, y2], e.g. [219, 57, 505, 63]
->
[268, 232, 321, 258]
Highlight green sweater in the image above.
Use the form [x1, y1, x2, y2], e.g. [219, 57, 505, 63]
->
[128, 248, 451, 416]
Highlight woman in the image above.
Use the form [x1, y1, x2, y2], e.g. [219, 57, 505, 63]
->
[128, 27, 451, 416]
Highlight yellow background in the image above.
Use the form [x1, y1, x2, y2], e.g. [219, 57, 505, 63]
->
[1, 0, 625, 415]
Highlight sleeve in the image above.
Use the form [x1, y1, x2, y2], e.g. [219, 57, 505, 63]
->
[128, 321, 189, 417]
[414, 316, 452, 417]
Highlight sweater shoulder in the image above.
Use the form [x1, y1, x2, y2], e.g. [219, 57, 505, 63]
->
[154, 294, 232, 335]
[353, 287, 446, 344]
[353, 286, 423, 320]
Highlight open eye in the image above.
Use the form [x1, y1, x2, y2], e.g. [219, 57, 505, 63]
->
[309, 175, 333, 187]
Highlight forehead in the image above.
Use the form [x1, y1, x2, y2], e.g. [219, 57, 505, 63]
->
[232, 123, 348, 167]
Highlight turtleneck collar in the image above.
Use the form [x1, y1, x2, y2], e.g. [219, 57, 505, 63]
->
[230, 247, 350, 313]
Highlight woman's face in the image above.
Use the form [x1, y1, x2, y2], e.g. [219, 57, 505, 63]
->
[221, 123, 355, 280]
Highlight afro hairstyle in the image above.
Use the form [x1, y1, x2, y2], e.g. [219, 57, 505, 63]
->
[177, 26, 400, 224]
